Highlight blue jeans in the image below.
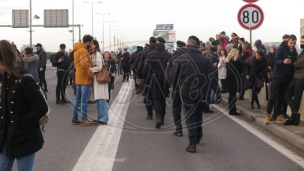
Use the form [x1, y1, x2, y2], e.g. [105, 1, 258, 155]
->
[118, 61, 123, 75]
[210, 89, 215, 102]
[95, 99, 109, 122]
[72, 85, 91, 121]
[0, 142, 35, 171]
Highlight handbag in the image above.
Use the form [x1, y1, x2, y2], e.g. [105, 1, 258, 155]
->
[255, 77, 264, 88]
[95, 61, 111, 84]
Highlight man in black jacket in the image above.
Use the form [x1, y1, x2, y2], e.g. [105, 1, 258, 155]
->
[122, 48, 131, 82]
[130, 46, 143, 92]
[52, 44, 71, 104]
[165, 40, 186, 137]
[143, 37, 171, 128]
[134, 44, 147, 94]
[264, 35, 298, 125]
[284, 35, 304, 126]
[169, 36, 217, 153]
[35, 43, 48, 92]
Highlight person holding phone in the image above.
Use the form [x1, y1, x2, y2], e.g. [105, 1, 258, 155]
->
[52, 44, 71, 104]
[264, 35, 298, 125]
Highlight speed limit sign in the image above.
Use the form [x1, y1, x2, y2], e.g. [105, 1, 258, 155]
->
[238, 4, 264, 30]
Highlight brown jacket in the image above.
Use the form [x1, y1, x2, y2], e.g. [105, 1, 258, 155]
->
[73, 42, 94, 85]
[35, 49, 47, 68]
[293, 50, 304, 79]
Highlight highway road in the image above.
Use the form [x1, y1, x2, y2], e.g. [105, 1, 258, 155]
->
[26, 65, 304, 171]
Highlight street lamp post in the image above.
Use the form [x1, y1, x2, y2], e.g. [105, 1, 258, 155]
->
[29, 0, 32, 47]
[116, 29, 121, 50]
[84, 1, 102, 37]
[96, 13, 110, 51]
[104, 20, 115, 51]
[112, 25, 119, 51]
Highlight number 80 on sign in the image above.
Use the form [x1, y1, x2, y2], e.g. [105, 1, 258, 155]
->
[237, 4, 264, 30]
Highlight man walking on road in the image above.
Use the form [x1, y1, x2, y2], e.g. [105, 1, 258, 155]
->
[35, 43, 48, 92]
[143, 37, 171, 128]
[165, 40, 186, 137]
[169, 36, 217, 153]
[71, 35, 96, 126]
[52, 43, 70, 104]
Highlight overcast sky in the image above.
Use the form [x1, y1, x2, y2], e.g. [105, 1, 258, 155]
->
[0, 0, 303, 52]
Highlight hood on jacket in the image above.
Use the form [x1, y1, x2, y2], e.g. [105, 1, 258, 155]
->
[73, 42, 86, 52]
[23, 54, 39, 63]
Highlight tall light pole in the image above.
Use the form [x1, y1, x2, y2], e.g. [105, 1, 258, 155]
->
[116, 29, 121, 50]
[96, 13, 110, 51]
[104, 20, 115, 51]
[29, 0, 32, 47]
[72, 0, 74, 47]
[84, 1, 102, 37]
[112, 25, 119, 51]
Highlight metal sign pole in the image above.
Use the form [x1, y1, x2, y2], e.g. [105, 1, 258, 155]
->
[29, 0, 32, 47]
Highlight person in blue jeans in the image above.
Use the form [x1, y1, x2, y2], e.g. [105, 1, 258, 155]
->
[71, 35, 96, 126]
[89, 40, 109, 124]
[0, 40, 49, 171]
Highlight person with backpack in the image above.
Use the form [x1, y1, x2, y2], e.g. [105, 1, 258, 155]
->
[0, 40, 49, 171]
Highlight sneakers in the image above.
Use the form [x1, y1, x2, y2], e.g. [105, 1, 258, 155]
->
[71, 119, 81, 125]
[186, 145, 196, 153]
[92, 120, 108, 125]
[81, 119, 97, 126]
[276, 115, 286, 123]
[264, 113, 271, 125]
[173, 131, 183, 137]
[56, 99, 64, 104]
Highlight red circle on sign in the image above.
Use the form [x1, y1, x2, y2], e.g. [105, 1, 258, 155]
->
[237, 4, 264, 30]
[243, 0, 258, 3]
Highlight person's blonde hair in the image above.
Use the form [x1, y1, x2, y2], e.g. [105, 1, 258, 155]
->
[226, 48, 239, 62]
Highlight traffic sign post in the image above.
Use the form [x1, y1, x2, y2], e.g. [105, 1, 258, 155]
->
[238, 2, 264, 46]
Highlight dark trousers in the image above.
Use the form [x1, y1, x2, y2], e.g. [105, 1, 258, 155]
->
[144, 86, 153, 116]
[285, 79, 304, 113]
[123, 65, 130, 81]
[56, 71, 68, 100]
[220, 79, 226, 92]
[266, 79, 290, 115]
[133, 70, 139, 90]
[182, 96, 203, 145]
[228, 91, 237, 114]
[251, 86, 260, 103]
[107, 76, 115, 103]
[151, 77, 166, 119]
[239, 70, 246, 97]
[172, 91, 182, 131]
[38, 66, 47, 90]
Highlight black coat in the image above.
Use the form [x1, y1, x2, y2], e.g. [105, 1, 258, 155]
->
[133, 50, 144, 71]
[245, 56, 268, 91]
[0, 68, 48, 158]
[271, 43, 298, 81]
[122, 52, 131, 66]
[165, 47, 187, 91]
[143, 44, 171, 97]
[225, 58, 243, 93]
[169, 47, 217, 99]
[52, 51, 70, 71]
[137, 44, 156, 79]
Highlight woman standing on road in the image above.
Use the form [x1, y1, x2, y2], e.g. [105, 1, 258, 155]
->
[0, 40, 48, 171]
[218, 49, 227, 93]
[104, 51, 116, 106]
[22, 47, 40, 84]
[225, 48, 243, 115]
[89, 40, 109, 125]
[246, 50, 269, 109]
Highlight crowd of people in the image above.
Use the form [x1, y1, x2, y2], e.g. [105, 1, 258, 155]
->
[127, 31, 304, 153]
[0, 30, 304, 170]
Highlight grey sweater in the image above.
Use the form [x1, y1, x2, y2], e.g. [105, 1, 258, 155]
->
[23, 54, 40, 83]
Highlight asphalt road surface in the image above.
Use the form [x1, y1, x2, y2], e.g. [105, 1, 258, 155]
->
[23, 66, 304, 171]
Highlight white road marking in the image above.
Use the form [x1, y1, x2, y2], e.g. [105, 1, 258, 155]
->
[72, 80, 133, 171]
[213, 104, 304, 168]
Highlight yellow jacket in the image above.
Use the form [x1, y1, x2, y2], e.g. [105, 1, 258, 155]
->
[73, 42, 94, 85]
